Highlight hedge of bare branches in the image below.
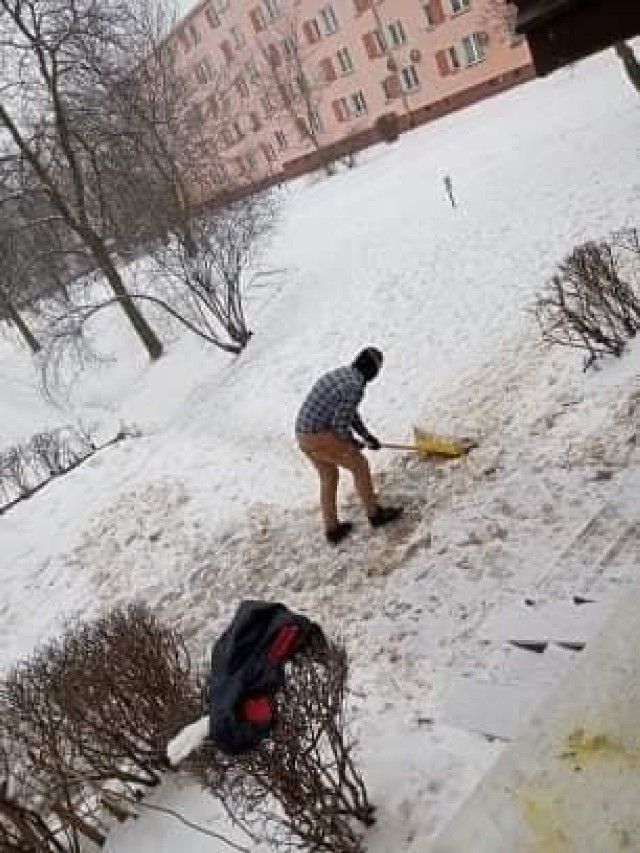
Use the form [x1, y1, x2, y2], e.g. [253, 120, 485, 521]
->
[188, 635, 373, 853]
[0, 424, 137, 514]
[0, 604, 198, 852]
[535, 228, 640, 370]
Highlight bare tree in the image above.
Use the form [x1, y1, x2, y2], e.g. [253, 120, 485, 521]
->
[535, 229, 640, 370]
[88, 2, 279, 353]
[252, 11, 359, 172]
[0, 0, 163, 360]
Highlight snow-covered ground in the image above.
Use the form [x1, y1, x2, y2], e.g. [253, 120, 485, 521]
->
[1, 48, 640, 851]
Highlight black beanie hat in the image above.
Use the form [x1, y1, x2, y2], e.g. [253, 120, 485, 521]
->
[352, 347, 383, 382]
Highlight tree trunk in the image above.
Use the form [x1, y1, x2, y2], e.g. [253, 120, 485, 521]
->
[87, 237, 163, 360]
[615, 41, 640, 94]
[0, 291, 41, 353]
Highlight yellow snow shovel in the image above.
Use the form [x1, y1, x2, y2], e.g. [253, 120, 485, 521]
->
[382, 427, 477, 459]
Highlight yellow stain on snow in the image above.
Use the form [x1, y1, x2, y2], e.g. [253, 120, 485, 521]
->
[518, 788, 570, 853]
[560, 728, 637, 769]
[517, 729, 637, 852]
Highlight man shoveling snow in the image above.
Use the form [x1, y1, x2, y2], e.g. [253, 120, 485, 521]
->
[295, 346, 403, 544]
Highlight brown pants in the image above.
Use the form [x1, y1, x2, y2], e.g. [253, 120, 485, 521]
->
[297, 432, 377, 531]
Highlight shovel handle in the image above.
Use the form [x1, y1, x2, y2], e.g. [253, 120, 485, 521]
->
[381, 442, 422, 452]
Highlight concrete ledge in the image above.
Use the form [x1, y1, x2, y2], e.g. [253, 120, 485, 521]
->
[431, 587, 640, 853]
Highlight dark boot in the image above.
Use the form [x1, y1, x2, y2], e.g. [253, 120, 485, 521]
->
[368, 505, 403, 528]
[326, 521, 354, 545]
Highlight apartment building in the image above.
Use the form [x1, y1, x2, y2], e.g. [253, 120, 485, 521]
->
[168, 0, 533, 188]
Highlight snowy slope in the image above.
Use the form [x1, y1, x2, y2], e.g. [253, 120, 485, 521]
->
[1, 47, 640, 852]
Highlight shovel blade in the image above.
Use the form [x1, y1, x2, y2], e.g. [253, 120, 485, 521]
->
[413, 427, 477, 458]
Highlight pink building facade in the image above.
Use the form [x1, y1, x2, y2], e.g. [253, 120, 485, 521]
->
[168, 0, 533, 188]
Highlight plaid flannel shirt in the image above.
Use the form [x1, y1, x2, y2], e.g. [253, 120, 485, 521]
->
[295, 366, 367, 441]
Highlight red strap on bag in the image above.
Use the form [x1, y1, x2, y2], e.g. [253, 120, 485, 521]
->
[241, 695, 272, 723]
[267, 624, 300, 663]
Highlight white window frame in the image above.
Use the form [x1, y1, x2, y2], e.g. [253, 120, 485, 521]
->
[373, 28, 386, 53]
[236, 74, 249, 98]
[245, 151, 258, 172]
[205, 6, 220, 28]
[461, 32, 486, 65]
[319, 4, 339, 35]
[195, 58, 213, 85]
[421, 3, 435, 27]
[309, 106, 323, 133]
[336, 46, 354, 74]
[309, 19, 322, 42]
[447, 44, 461, 70]
[335, 96, 350, 121]
[283, 34, 296, 60]
[245, 60, 259, 83]
[253, 6, 267, 31]
[274, 129, 288, 149]
[232, 119, 244, 141]
[386, 20, 406, 49]
[263, 0, 280, 21]
[350, 90, 367, 116]
[450, 0, 470, 14]
[261, 93, 276, 117]
[400, 64, 420, 91]
[231, 26, 246, 49]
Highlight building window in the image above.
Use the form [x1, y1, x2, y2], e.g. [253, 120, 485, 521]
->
[373, 28, 386, 53]
[447, 45, 460, 69]
[207, 93, 220, 118]
[283, 34, 296, 59]
[250, 6, 267, 33]
[461, 32, 486, 65]
[304, 18, 322, 44]
[336, 46, 354, 73]
[232, 120, 244, 141]
[250, 111, 262, 131]
[274, 129, 288, 149]
[195, 58, 213, 85]
[400, 65, 420, 91]
[309, 106, 323, 133]
[236, 75, 249, 98]
[245, 60, 259, 83]
[332, 96, 350, 122]
[189, 23, 201, 45]
[213, 0, 229, 11]
[243, 151, 258, 172]
[231, 26, 246, 49]
[262, 141, 277, 162]
[319, 4, 339, 35]
[221, 126, 235, 148]
[261, 93, 276, 117]
[205, 6, 220, 28]
[263, 0, 280, 21]
[295, 71, 309, 94]
[450, 0, 470, 13]
[387, 20, 406, 48]
[422, 3, 435, 26]
[350, 90, 367, 116]
[381, 74, 400, 100]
